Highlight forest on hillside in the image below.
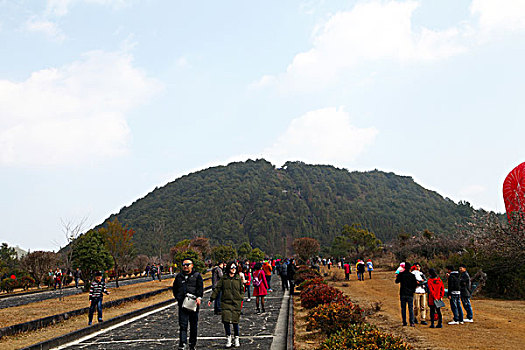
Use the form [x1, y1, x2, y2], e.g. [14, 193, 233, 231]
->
[100, 159, 490, 256]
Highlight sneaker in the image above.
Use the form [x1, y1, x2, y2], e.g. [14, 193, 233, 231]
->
[409, 324, 415, 327]
[88, 321, 92, 325]
[402, 322, 407, 326]
[413, 319, 418, 324]
[464, 318, 473, 323]
[225, 335, 232, 348]
[268, 289, 273, 292]
[436, 324, 442, 328]
[234, 336, 240, 347]
[459, 321, 464, 324]
[448, 321, 459, 325]
[246, 298, 251, 302]
[420, 321, 428, 325]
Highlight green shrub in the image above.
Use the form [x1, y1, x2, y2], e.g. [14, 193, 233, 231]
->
[0, 278, 16, 293]
[307, 300, 365, 334]
[318, 323, 414, 350]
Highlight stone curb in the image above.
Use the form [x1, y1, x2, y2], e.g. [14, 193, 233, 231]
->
[0, 287, 170, 339]
[287, 293, 294, 350]
[21, 284, 213, 350]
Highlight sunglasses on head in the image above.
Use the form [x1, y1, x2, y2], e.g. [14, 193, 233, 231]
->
[182, 263, 192, 266]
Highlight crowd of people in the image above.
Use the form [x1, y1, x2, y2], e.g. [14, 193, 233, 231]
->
[395, 262, 473, 328]
[173, 257, 296, 350]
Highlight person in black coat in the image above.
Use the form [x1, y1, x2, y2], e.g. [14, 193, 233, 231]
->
[172, 259, 204, 350]
[287, 259, 296, 295]
[395, 262, 417, 326]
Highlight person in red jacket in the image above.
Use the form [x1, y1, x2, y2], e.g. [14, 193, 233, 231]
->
[427, 268, 445, 328]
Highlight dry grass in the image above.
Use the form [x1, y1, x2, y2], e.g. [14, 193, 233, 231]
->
[323, 267, 525, 350]
[293, 296, 326, 350]
[0, 273, 211, 350]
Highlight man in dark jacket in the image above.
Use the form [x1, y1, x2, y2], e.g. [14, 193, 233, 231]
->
[459, 264, 473, 322]
[211, 262, 224, 315]
[446, 265, 464, 325]
[172, 259, 204, 350]
[287, 259, 296, 295]
[395, 262, 417, 326]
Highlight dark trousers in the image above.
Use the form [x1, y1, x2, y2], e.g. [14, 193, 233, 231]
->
[214, 290, 222, 313]
[178, 304, 199, 347]
[245, 284, 251, 298]
[289, 279, 295, 295]
[281, 275, 289, 291]
[429, 305, 442, 325]
[88, 298, 103, 323]
[400, 295, 414, 325]
[344, 273, 350, 280]
[224, 322, 239, 336]
[266, 274, 272, 289]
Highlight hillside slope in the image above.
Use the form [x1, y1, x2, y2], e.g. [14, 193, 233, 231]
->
[102, 159, 482, 256]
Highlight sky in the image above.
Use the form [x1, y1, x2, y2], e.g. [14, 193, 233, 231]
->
[1, 0, 524, 252]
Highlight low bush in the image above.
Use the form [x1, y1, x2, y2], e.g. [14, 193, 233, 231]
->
[300, 283, 345, 309]
[0, 278, 16, 293]
[298, 277, 326, 290]
[18, 275, 36, 290]
[307, 300, 365, 334]
[295, 267, 321, 285]
[318, 323, 414, 350]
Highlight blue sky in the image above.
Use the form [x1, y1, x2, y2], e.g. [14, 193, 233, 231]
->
[1, 0, 524, 251]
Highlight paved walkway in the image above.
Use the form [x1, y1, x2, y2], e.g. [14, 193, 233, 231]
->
[0, 275, 175, 309]
[56, 277, 289, 350]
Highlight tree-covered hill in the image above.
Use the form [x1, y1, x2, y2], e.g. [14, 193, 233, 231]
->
[100, 159, 488, 256]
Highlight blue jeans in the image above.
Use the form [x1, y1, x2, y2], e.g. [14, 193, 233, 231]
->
[400, 295, 414, 325]
[88, 298, 103, 323]
[461, 296, 473, 319]
[449, 295, 463, 322]
[178, 304, 199, 347]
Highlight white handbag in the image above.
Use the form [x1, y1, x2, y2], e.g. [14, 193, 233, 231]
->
[182, 293, 198, 311]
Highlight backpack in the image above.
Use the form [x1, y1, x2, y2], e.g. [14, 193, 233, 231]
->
[253, 272, 262, 287]
[281, 263, 288, 276]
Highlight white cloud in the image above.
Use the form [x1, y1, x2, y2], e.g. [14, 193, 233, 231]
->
[25, 17, 66, 42]
[263, 107, 378, 167]
[0, 50, 163, 166]
[255, 0, 468, 92]
[471, 0, 525, 32]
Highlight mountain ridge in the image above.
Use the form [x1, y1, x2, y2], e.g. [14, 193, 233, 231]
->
[99, 159, 489, 256]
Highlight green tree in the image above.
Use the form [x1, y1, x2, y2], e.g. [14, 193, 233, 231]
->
[248, 248, 265, 262]
[237, 242, 252, 259]
[292, 237, 321, 263]
[211, 244, 237, 263]
[338, 224, 382, 259]
[0, 243, 19, 273]
[72, 230, 113, 291]
[171, 249, 206, 273]
[100, 218, 135, 288]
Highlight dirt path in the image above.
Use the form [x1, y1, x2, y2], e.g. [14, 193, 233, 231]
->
[323, 267, 525, 350]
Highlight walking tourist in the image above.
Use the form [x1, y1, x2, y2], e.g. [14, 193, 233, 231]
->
[88, 271, 110, 325]
[459, 264, 474, 322]
[366, 259, 374, 279]
[411, 263, 428, 325]
[209, 261, 244, 348]
[446, 265, 464, 325]
[395, 262, 417, 326]
[252, 262, 268, 313]
[427, 268, 444, 328]
[212, 261, 225, 315]
[172, 259, 204, 350]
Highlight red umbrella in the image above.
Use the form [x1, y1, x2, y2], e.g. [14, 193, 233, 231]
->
[503, 162, 525, 222]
